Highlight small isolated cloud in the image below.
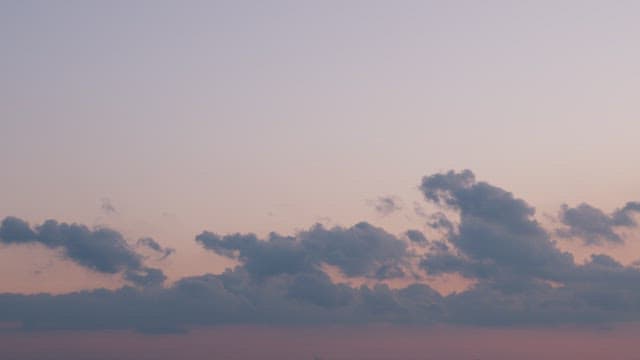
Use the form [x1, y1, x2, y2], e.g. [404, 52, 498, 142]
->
[368, 196, 402, 216]
[100, 197, 117, 214]
[413, 202, 428, 218]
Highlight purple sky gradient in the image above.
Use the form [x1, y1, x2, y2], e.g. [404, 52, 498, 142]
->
[2, 325, 639, 360]
[2, 1, 640, 358]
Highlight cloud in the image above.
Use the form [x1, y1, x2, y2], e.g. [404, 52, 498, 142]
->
[419, 170, 574, 282]
[368, 196, 402, 216]
[426, 212, 455, 234]
[0, 268, 444, 333]
[124, 267, 167, 288]
[300, 223, 408, 279]
[557, 202, 640, 245]
[612, 201, 640, 226]
[287, 271, 356, 308]
[100, 197, 117, 214]
[405, 229, 428, 245]
[196, 222, 409, 280]
[418, 170, 640, 324]
[0, 217, 165, 287]
[137, 237, 175, 260]
[4, 170, 640, 332]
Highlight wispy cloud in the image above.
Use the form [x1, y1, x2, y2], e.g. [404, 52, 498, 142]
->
[368, 196, 402, 216]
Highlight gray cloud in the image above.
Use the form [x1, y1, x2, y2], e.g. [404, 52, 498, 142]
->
[558, 201, 640, 245]
[419, 170, 575, 282]
[196, 222, 409, 280]
[426, 212, 455, 234]
[124, 267, 167, 288]
[418, 170, 640, 324]
[137, 237, 175, 260]
[368, 196, 402, 216]
[0, 217, 165, 287]
[300, 223, 408, 279]
[196, 232, 313, 280]
[613, 201, 640, 226]
[405, 229, 428, 245]
[0, 268, 445, 333]
[100, 197, 117, 214]
[4, 170, 640, 332]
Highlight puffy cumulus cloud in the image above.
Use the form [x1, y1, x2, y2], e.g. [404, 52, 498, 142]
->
[558, 202, 640, 245]
[419, 170, 575, 282]
[613, 201, 640, 226]
[301, 223, 408, 279]
[418, 170, 640, 324]
[196, 222, 409, 280]
[196, 232, 313, 279]
[4, 170, 640, 332]
[0, 217, 166, 287]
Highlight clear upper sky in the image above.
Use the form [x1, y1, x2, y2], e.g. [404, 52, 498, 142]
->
[3, 0, 639, 227]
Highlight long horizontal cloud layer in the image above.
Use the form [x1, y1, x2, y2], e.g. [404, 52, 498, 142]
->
[1, 170, 640, 332]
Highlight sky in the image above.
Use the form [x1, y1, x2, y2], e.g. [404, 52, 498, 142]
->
[2, 1, 640, 359]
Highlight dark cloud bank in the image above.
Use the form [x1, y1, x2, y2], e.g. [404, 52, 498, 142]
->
[1, 170, 640, 333]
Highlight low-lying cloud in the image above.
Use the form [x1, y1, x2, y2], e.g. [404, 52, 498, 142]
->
[1, 170, 640, 332]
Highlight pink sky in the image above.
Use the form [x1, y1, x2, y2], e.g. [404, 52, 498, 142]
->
[2, 325, 638, 360]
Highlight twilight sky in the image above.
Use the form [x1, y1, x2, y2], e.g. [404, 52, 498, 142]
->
[2, 1, 640, 358]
